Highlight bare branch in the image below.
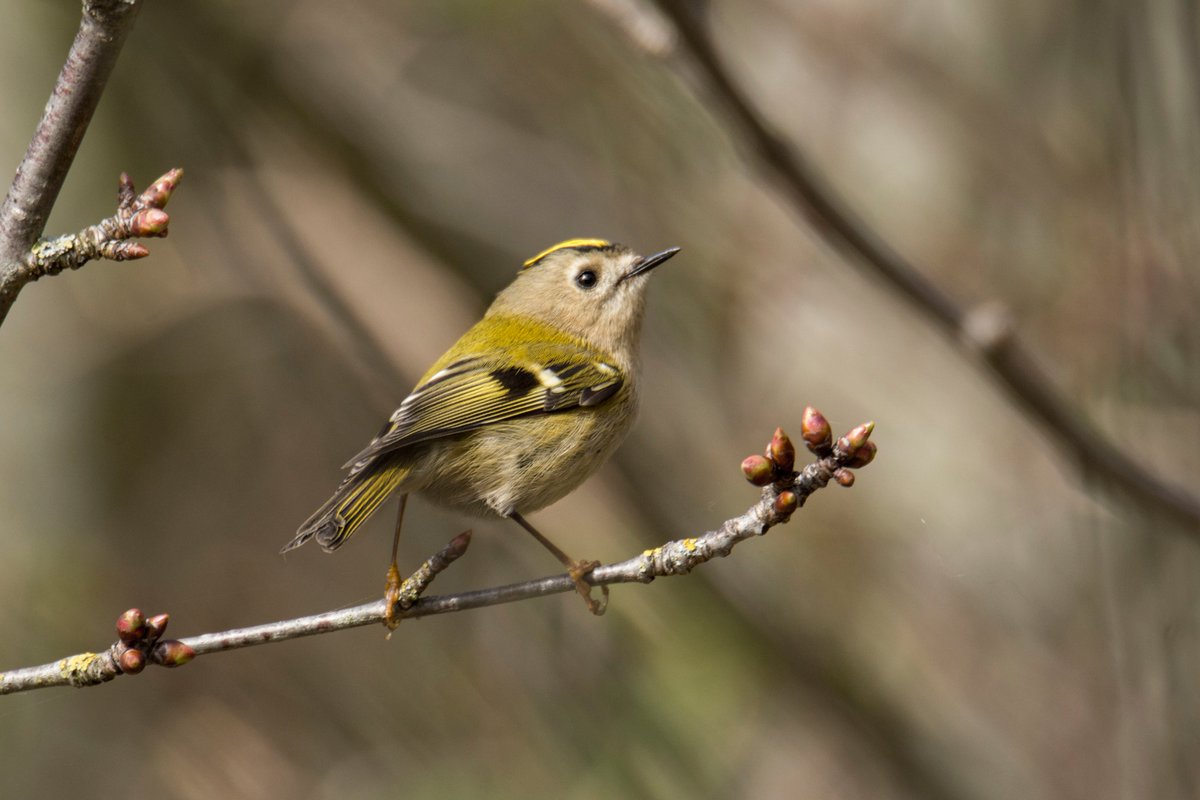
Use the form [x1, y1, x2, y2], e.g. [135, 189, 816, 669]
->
[0, 0, 146, 326]
[635, 0, 1200, 529]
[0, 419, 875, 696]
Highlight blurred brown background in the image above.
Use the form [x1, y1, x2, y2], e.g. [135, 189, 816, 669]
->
[2, 1, 1198, 798]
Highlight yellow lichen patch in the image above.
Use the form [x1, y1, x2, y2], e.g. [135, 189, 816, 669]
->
[59, 652, 100, 681]
[522, 238, 611, 269]
[682, 538, 698, 551]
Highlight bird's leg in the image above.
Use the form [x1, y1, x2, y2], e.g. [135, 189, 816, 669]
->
[509, 512, 608, 615]
[383, 493, 409, 630]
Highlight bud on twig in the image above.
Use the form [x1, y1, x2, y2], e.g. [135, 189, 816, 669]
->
[767, 428, 796, 473]
[801, 406, 833, 455]
[118, 648, 146, 675]
[139, 168, 184, 210]
[741, 454, 775, 486]
[102, 241, 150, 261]
[146, 613, 169, 641]
[128, 208, 170, 237]
[116, 609, 147, 644]
[836, 421, 875, 457]
[449, 529, 473, 556]
[846, 441, 877, 469]
[833, 468, 855, 487]
[117, 172, 136, 206]
[773, 490, 798, 517]
[152, 640, 196, 668]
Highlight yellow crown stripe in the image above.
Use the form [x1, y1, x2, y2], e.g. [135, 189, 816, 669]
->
[522, 238, 611, 269]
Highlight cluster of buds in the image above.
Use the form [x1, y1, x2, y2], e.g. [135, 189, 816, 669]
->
[741, 407, 878, 515]
[114, 608, 195, 674]
[741, 427, 802, 518]
[799, 406, 877, 487]
[741, 428, 797, 486]
[106, 167, 183, 261]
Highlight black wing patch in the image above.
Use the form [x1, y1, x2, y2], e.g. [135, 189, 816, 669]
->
[491, 366, 540, 396]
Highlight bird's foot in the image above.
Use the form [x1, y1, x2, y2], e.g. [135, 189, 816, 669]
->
[568, 559, 608, 616]
[383, 561, 404, 632]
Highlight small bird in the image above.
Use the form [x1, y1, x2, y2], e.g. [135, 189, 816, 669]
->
[283, 238, 680, 616]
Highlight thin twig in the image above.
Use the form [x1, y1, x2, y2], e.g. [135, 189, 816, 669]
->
[0, 421, 873, 696]
[0, 0, 146, 326]
[21, 167, 181, 275]
[640, 0, 1200, 529]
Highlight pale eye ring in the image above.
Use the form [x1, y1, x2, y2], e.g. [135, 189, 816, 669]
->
[575, 269, 598, 289]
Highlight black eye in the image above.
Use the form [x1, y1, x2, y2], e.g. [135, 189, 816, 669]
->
[575, 270, 598, 289]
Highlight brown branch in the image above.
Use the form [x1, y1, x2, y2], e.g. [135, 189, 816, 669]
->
[0, 0, 146, 326]
[638, 0, 1200, 529]
[0, 417, 875, 695]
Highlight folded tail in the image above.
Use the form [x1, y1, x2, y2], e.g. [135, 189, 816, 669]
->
[282, 457, 410, 554]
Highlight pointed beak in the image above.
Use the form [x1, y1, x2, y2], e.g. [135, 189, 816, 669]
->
[621, 246, 681, 283]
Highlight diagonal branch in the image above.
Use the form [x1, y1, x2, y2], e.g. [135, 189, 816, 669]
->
[0, 417, 875, 696]
[639, 0, 1200, 529]
[0, 0, 146, 326]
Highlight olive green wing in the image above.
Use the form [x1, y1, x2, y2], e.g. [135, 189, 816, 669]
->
[343, 342, 624, 475]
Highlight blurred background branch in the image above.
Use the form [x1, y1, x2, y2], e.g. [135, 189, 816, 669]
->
[644, 0, 1200, 529]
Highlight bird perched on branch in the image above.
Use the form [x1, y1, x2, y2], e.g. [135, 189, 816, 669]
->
[283, 238, 680, 620]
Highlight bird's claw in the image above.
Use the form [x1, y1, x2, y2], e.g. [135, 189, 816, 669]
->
[568, 559, 608, 616]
